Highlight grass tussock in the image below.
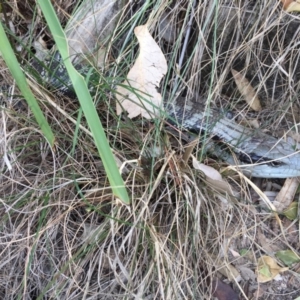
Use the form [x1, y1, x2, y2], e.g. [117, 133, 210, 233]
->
[1, 0, 300, 299]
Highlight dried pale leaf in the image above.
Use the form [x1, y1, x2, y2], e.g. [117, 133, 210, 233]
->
[274, 178, 299, 212]
[231, 69, 262, 111]
[282, 0, 300, 12]
[182, 139, 198, 163]
[192, 157, 222, 181]
[116, 25, 167, 119]
[218, 263, 241, 282]
[192, 156, 235, 196]
[229, 248, 240, 258]
[257, 255, 289, 283]
[281, 0, 294, 10]
[65, 0, 122, 66]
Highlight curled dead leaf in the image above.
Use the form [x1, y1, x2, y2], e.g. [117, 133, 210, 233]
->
[231, 69, 262, 111]
[281, 0, 294, 10]
[282, 0, 300, 12]
[257, 255, 288, 283]
[217, 263, 241, 282]
[116, 25, 167, 119]
[192, 156, 237, 197]
[274, 177, 299, 212]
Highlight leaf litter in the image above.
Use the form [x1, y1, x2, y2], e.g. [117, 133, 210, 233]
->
[1, 1, 300, 299]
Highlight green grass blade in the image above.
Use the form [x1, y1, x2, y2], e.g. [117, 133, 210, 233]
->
[37, 0, 130, 204]
[0, 22, 55, 146]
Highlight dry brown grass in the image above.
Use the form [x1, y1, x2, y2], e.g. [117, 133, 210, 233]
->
[1, 0, 300, 299]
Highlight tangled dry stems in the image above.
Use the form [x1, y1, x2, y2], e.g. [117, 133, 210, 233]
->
[1, 0, 300, 299]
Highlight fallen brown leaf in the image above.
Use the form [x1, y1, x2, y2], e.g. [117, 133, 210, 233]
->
[212, 278, 240, 300]
[192, 155, 236, 197]
[274, 177, 300, 212]
[281, 0, 300, 12]
[231, 69, 262, 111]
[257, 255, 288, 283]
[116, 25, 167, 119]
[281, 0, 294, 10]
